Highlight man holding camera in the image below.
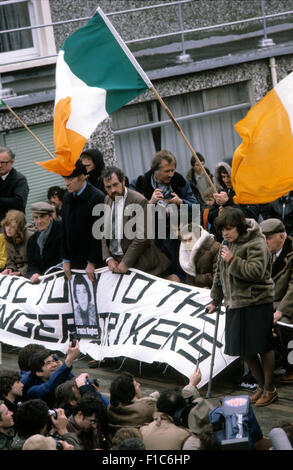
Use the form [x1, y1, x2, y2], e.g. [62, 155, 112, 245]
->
[260, 218, 293, 383]
[21, 341, 80, 408]
[130, 150, 198, 282]
[11, 399, 78, 450]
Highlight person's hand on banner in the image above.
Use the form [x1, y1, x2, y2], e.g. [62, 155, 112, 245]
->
[189, 368, 202, 388]
[30, 273, 40, 284]
[85, 262, 95, 282]
[107, 258, 119, 272]
[116, 261, 129, 274]
[63, 261, 72, 280]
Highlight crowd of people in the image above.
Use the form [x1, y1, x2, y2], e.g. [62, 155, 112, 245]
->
[0, 341, 292, 451]
[0, 143, 292, 450]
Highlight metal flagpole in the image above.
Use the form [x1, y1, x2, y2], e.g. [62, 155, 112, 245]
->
[205, 305, 221, 398]
[151, 86, 217, 194]
[0, 100, 55, 160]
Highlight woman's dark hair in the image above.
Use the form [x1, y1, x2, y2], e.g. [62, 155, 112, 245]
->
[110, 372, 136, 407]
[0, 370, 21, 397]
[214, 207, 247, 236]
[80, 149, 105, 174]
[73, 274, 91, 305]
[190, 152, 205, 166]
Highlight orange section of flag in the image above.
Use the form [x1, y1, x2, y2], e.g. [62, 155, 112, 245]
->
[36, 97, 86, 176]
[232, 88, 293, 204]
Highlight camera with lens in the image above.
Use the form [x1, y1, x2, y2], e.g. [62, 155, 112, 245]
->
[48, 409, 58, 419]
[86, 377, 99, 387]
[54, 434, 64, 450]
[163, 190, 173, 200]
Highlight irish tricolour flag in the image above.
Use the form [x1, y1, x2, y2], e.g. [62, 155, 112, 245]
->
[232, 71, 293, 204]
[38, 7, 152, 176]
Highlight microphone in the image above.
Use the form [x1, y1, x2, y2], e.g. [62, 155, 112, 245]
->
[223, 239, 228, 246]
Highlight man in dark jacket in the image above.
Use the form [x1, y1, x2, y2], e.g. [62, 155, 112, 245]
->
[61, 160, 105, 281]
[0, 400, 14, 450]
[21, 341, 80, 407]
[261, 194, 293, 236]
[260, 218, 293, 384]
[27, 201, 62, 282]
[0, 146, 29, 224]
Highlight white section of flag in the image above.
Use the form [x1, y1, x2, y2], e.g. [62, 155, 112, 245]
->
[55, 50, 108, 137]
[274, 71, 293, 134]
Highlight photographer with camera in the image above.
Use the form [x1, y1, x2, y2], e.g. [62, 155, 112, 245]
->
[66, 393, 109, 450]
[21, 340, 80, 408]
[130, 150, 198, 283]
[11, 399, 80, 450]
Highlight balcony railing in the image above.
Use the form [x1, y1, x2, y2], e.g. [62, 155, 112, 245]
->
[1, 0, 293, 68]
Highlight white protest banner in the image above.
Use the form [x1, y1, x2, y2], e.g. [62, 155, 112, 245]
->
[0, 269, 237, 387]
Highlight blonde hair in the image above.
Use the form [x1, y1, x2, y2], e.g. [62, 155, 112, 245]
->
[1, 210, 26, 245]
[23, 434, 56, 450]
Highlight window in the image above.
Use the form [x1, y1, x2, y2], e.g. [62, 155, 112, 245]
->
[0, 0, 56, 72]
[112, 82, 251, 182]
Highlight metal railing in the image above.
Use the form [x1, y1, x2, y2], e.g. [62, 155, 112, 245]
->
[0, 0, 293, 67]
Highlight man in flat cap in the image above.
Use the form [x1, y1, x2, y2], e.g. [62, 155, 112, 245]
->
[260, 218, 293, 384]
[27, 202, 62, 283]
[61, 159, 105, 281]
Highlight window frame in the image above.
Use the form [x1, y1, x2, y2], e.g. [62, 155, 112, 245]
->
[0, 0, 56, 73]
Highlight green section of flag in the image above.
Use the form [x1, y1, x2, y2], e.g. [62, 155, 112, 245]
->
[62, 12, 149, 115]
[0, 99, 6, 107]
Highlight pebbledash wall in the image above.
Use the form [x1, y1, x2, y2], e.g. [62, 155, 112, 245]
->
[1, 0, 293, 216]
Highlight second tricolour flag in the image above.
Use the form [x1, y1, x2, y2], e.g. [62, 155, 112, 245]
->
[232, 71, 293, 204]
[37, 7, 152, 176]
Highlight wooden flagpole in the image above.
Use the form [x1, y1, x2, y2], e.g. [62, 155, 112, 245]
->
[3, 102, 55, 160]
[151, 86, 217, 193]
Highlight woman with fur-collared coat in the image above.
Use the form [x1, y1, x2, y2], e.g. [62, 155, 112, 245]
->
[179, 223, 220, 288]
[206, 207, 277, 407]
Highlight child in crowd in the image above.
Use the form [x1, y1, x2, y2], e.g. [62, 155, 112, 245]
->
[202, 187, 215, 232]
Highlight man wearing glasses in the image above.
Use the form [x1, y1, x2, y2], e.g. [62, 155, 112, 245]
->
[0, 147, 29, 224]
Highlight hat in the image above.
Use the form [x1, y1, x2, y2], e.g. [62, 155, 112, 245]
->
[30, 202, 54, 214]
[23, 434, 56, 450]
[259, 218, 285, 235]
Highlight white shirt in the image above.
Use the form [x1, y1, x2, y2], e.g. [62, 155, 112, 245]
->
[107, 187, 128, 260]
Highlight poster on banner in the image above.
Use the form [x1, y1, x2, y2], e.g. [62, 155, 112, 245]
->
[0, 269, 237, 386]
